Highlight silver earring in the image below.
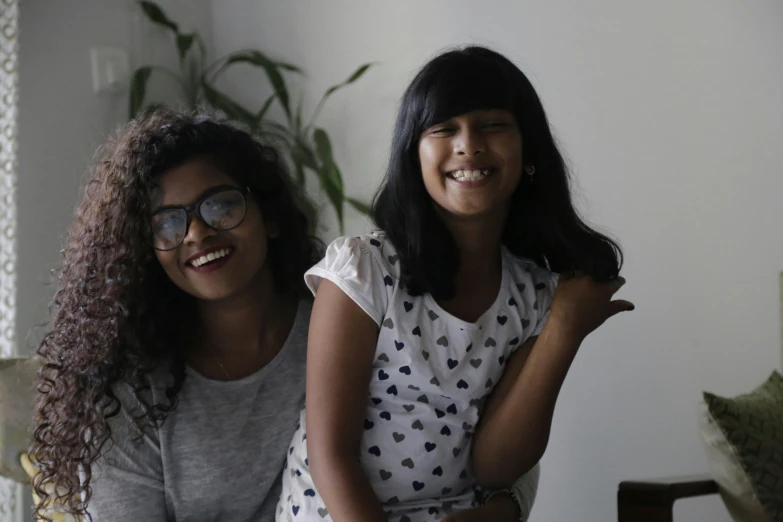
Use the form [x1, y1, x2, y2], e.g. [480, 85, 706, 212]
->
[525, 165, 536, 180]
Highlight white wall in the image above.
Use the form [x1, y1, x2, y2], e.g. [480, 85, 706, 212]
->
[17, 0, 212, 355]
[212, 1, 783, 520]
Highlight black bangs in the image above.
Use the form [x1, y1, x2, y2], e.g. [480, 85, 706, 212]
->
[416, 51, 519, 131]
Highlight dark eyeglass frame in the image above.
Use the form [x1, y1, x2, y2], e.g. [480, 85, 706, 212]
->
[150, 185, 251, 251]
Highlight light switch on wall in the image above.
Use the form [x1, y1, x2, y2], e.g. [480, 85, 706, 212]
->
[90, 46, 129, 94]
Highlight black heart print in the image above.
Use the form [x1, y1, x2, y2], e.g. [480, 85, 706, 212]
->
[485, 378, 493, 389]
[433, 466, 443, 476]
[535, 282, 546, 290]
[417, 394, 429, 404]
[441, 426, 451, 436]
[435, 409, 445, 418]
[412, 420, 424, 430]
[412, 326, 421, 336]
[442, 487, 452, 495]
[437, 336, 449, 347]
[369, 446, 381, 456]
[399, 365, 411, 375]
[378, 353, 390, 362]
[304, 489, 315, 497]
[457, 380, 469, 389]
[425, 442, 437, 452]
[408, 385, 420, 391]
[364, 419, 374, 430]
[497, 315, 508, 325]
[413, 481, 425, 491]
[387, 496, 400, 504]
[430, 377, 440, 386]
[428, 310, 439, 321]
[484, 337, 497, 347]
[460, 469, 468, 479]
[403, 404, 415, 412]
[522, 318, 530, 329]
[383, 318, 394, 328]
[388, 254, 399, 264]
[369, 238, 381, 247]
[447, 359, 458, 369]
[466, 343, 473, 353]
[380, 411, 391, 421]
[378, 370, 389, 380]
[404, 301, 413, 312]
[387, 385, 398, 395]
[393, 432, 405, 443]
[371, 397, 382, 405]
[384, 275, 393, 286]
[401, 458, 414, 468]
[517, 283, 526, 292]
[447, 404, 457, 415]
[395, 340, 405, 350]
[508, 297, 517, 306]
[453, 447, 461, 457]
[380, 469, 392, 480]
[421, 350, 430, 361]
[509, 337, 519, 346]
[499, 356, 505, 365]
[470, 359, 482, 368]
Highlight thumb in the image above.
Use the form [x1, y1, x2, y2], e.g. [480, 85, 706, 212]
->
[608, 299, 635, 317]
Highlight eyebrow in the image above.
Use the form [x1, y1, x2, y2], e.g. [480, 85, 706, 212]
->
[152, 184, 240, 213]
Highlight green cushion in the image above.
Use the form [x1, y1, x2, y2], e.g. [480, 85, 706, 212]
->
[703, 371, 783, 520]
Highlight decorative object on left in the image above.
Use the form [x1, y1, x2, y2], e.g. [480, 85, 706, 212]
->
[0, 0, 21, 518]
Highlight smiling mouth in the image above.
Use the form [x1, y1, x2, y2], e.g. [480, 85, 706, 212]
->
[188, 247, 234, 267]
[447, 168, 495, 182]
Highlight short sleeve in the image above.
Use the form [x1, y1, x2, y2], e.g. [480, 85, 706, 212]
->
[532, 271, 559, 336]
[304, 236, 392, 327]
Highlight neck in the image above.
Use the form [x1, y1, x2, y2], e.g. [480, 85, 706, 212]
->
[441, 208, 507, 278]
[194, 265, 290, 358]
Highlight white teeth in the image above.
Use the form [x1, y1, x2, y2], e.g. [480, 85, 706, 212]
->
[191, 248, 232, 267]
[451, 169, 492, 181]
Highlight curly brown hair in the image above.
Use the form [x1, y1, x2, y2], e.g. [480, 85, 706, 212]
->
[30, 109, 323, 520]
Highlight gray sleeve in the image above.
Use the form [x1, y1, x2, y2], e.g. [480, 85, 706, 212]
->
[87, 390, 167, 521]
[510, 462, 540, 521]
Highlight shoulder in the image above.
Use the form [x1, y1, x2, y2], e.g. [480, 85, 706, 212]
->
[504, 251, 559, 297]
[318, 231, 400, 278]
[304, 231, 400, 325]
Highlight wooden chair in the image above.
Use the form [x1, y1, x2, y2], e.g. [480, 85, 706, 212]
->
[618, 474, 719, 522]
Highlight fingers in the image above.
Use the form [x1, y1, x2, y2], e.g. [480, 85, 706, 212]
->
[608, 299, 635, 317]
[608, 276, 626, 294]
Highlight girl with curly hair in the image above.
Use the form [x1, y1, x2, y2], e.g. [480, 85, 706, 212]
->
[30, 109, 322, 521]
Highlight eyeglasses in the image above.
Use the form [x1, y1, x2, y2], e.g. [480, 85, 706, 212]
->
[151, 186, 249, 251]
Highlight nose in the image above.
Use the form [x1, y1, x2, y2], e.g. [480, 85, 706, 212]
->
[454, 127, 485, 156]
[183, 214, 217, 247]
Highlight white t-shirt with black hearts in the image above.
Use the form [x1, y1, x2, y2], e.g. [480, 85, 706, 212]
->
[276, 232, 558, 522]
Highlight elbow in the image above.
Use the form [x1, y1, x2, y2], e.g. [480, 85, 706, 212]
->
[306, 438, 350, 490]
[473, 440, 548, 490]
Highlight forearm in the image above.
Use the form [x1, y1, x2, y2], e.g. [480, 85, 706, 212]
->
[311, 452, 387, 522]
[473, 323, 581, 488]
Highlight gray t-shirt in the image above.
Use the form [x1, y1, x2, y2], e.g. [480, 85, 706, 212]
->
[88, 300, 311, 522]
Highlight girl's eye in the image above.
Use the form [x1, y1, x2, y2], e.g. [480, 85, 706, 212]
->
[430, 126, 455, 135]
[484, 121, 511, 129]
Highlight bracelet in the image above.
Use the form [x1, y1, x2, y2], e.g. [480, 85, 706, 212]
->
[485, 488, 524, 521]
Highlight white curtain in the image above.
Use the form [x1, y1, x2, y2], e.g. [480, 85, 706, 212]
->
[0, 0, 19, 518]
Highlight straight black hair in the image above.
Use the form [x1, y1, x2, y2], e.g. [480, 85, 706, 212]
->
[372, 45, 622, 298]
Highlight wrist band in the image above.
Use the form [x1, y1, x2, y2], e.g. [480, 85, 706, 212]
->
[485, 488, 524, 521]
